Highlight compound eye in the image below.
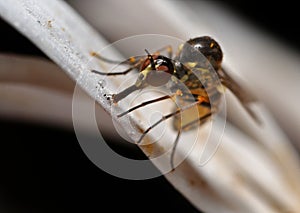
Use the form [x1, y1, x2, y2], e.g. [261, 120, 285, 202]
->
[156, 64, 169, 72]
[155, 56, 174, 75]
[145, 56, 174, 87]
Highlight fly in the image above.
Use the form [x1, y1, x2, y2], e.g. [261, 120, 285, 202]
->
[91, 36, 260, 170]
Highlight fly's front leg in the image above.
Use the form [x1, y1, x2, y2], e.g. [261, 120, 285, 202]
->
[91, 53, 147, 102]
[91, 53, 146, 76]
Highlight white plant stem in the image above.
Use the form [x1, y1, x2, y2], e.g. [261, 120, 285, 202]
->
[1, 1, 300, 213]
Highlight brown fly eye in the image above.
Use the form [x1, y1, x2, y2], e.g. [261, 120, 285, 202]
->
[155, 56, 174, 74]
[157, 65, 168, 71]
[145, 56, 174, 87]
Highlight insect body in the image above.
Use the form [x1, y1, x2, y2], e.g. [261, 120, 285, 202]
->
[91, 36, 259, 169]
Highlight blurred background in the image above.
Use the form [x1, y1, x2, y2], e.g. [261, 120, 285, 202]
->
[0, 0, 299, 212]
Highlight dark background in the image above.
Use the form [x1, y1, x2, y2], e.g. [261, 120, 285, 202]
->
[0, 1, 299, 213]
[221, 1, 300, 52]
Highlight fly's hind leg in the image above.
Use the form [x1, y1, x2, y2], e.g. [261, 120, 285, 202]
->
[135, 96, 210, 170]
[170, 111, 212, 170]
[218, 67, 261, 124]
[136, 99, 203, 144]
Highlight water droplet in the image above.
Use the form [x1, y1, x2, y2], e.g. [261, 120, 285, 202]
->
[103, 93, 113, 101]
[97, 79, 106, 89]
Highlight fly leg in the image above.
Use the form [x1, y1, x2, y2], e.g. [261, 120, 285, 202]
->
[117, 94, 176, 117]
[90, 45, 173, 75]
[218, 67, 261, 124]
[91, 52, 146, 76]
[170, 112, 212, 170]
